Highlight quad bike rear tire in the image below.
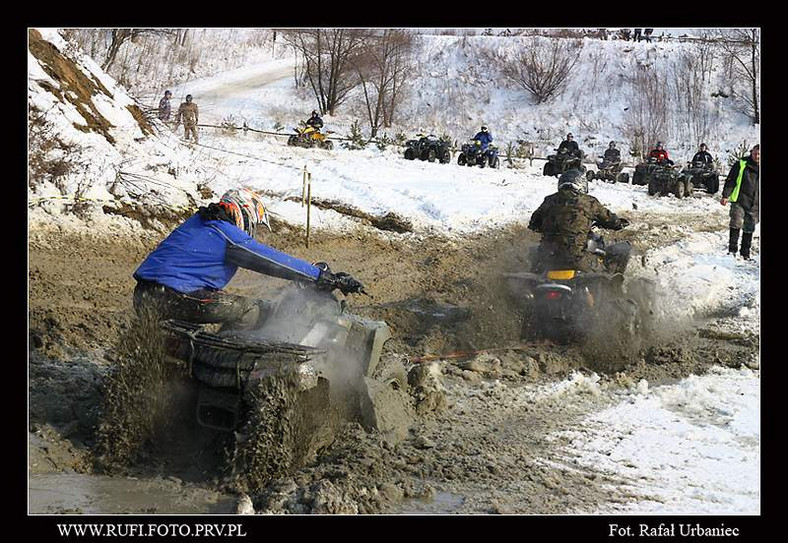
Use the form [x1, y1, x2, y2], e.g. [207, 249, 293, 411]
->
[543, 162, 553, 176]
[322, 140, 334, 151]
[586, 170, 595, 182]
[647, 181, 657, 196]
[404, 148, 415, 160]
[287, 135, 298, 146]
[673, 181, 684, 199]
[427, 149, 437, 163]
[440, 149, 451, 164]
[617, 172, 630, 184]
[457, 153, 467, 166]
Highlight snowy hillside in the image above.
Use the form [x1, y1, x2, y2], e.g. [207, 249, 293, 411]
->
[28, 29, 207, 231]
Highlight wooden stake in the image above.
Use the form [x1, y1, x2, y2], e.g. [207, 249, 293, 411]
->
[306, 172, 312, 248]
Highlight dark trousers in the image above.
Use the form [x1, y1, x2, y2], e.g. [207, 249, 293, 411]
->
[133, 280, 264, 329]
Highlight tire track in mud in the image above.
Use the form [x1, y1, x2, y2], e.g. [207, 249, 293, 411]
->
[27, 211, 758, 514]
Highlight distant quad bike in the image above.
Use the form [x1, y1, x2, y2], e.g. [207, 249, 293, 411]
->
[159, 283, 406, 492]
[543, 149, 585, 177]
[587, 157, 629, 184]
[457, 140, 500, 168]
[681, 161, 720, 194]
[404, 134, 452, 164]
[287, 122, 334, 150]
[637, 158, 692, 198]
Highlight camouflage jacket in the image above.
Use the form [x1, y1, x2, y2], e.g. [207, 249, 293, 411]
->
[176, 102, 199, 125]
[528, 189, 624, 270]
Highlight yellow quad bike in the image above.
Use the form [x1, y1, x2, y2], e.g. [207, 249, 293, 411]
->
[288, 123, 334, 150]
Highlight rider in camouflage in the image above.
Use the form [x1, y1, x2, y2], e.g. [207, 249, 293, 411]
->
[528, 169, 630, 273]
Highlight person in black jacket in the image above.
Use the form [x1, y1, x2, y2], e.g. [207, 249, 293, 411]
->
[558, 133, 580, 157]
[603, 141, 621, 163]
[721, 144, 759, 259]
[692, 143, 714, 166]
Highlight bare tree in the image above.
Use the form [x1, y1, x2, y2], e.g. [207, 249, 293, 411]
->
[714, 29, 760, 125]
[500, 37, 581, 104]
[281, 29, 367, 115]
[671, 40, 717, 146]
[102, 29, 176, 72]
[623, 64, 669, 160]
[354, 30, 415, 136]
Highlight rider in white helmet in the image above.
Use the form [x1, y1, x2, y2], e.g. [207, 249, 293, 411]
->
[133, 188, 363, 329]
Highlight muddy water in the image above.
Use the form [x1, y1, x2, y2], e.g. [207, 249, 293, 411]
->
[29, 472, 236, 515]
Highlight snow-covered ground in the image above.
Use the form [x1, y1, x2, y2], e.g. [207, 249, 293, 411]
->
[543, 366, 759, 514]
[28, 29, 760, 515]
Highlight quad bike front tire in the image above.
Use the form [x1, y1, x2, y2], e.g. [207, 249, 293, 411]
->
[457, 153, 467, 166]
[706, 175, 720, 194]
[287, 135, 298, 146]
[617, 172, 630, 184]
[543, 162, 553, 176]
[647, 181, 657, 196]
[322, 140, 334, 151]
[586, 170, 595, 182]
[440, 149, 451, 164]
[488, 156, 500, 169]
[427, 149, 437, 163]
[404, 148, 416, 160]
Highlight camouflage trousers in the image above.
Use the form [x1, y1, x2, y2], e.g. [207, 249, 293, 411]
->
[729, 202, 758, 233]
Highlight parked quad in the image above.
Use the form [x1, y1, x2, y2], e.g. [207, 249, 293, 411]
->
[287, 122, 334, 150]
[404, 133, 452, 164]
[457, 140, 500, 168]
[543, 148, 584, 177]
[636, 157, 692, 198]
[681, 161, 720, 194]
[587, 156, 629, 184]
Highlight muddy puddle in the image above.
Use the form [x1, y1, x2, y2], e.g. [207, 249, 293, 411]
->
[29, 472, 236, 515]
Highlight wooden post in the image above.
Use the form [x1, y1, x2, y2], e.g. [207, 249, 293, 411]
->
[302, 165, 307, 207]
[306, 172, 312, 248]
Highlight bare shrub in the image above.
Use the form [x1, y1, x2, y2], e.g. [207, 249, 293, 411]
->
[499, 37, 582, 104]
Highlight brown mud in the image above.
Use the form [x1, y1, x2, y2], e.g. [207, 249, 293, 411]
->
[28, 213, 757, 514]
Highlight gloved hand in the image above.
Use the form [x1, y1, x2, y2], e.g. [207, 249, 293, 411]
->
[315, 263, 365, 295]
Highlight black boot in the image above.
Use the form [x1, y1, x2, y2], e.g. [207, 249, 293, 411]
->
[728, 228, 740, 255]
[740, 232, 753, 260]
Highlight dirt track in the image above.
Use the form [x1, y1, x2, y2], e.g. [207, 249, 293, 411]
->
[28, 213, 757, 514]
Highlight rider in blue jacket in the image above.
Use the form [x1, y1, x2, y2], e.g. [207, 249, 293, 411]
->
[133, 188, 363, 329]
[473, 125, 493, 151]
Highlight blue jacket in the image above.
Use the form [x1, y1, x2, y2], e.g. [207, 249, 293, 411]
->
[474, 131, 493, 149]
[134, 213, 321, 293]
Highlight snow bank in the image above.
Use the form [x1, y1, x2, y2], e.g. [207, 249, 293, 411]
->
[548, 366, 759, 514]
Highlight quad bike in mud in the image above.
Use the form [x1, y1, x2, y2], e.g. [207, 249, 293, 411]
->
[404, 134, 452, 164]
[457, 140, 501, 168]
[158, 283, 408, 492]
[287, 122, 334, 150]
[504, 230, 656, 345]
[586, 157, 629, 184]
[681, 161, 720, 194]
[642, 158, 692, 198]
[543, 149, 585, 177]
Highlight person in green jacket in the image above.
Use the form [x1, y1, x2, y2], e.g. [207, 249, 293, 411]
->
[721, 144, 759, 260]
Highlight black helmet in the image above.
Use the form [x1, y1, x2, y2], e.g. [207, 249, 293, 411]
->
[312, 110, 318, 116]
[700, 143, 707, 149]
[609, 141, 616, 148]
[164, 90, 172, 96]
[566, 133, 573, 139]
[186, 94, 193, 102]
[481, 125, 488, 131]
[656, 141, 663, 148]
[558, 169, 588, 194]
